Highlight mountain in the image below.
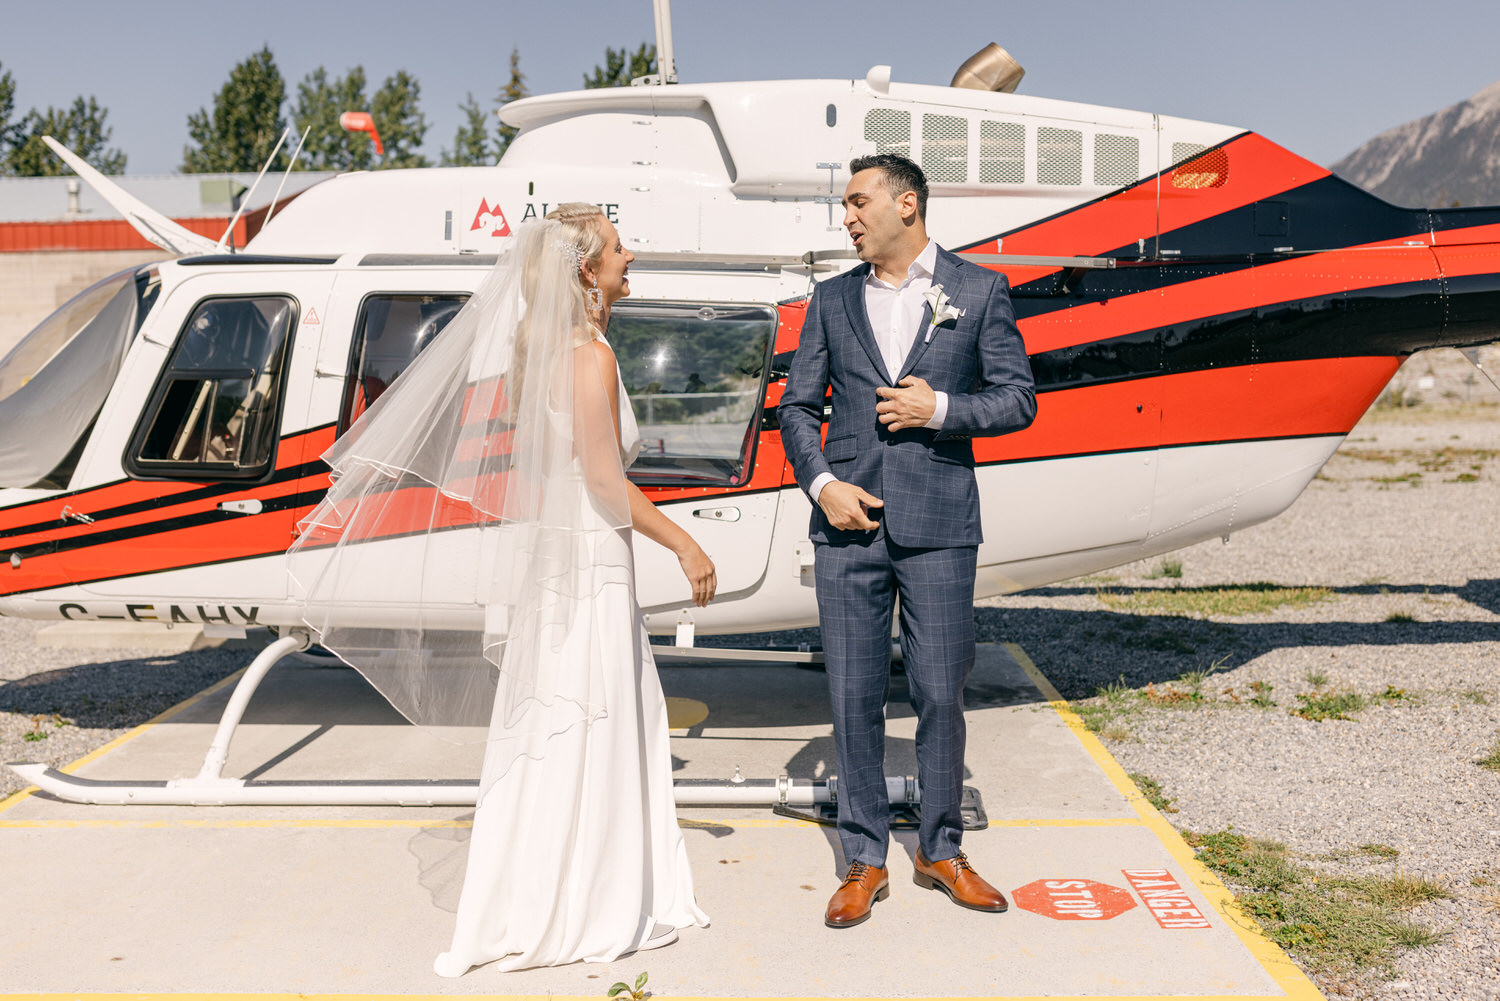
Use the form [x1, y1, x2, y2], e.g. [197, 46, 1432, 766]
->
[1331, 80, 1500, 208]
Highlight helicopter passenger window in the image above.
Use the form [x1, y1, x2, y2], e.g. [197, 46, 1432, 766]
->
[607, 302, 776, 487]
[340, 294, 470, 435]
[126, 295, 296, 480]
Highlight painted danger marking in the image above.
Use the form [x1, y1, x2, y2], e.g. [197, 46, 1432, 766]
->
[1122, 869, 1212, 929]
[1012, 878, 1136, 921]
[304, 307, 320, 325]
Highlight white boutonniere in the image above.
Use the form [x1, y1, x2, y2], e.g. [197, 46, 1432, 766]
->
[922, 284, 964, 341]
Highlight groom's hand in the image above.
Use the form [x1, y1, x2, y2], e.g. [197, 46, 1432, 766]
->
[876, 376, 936, 430]
[819, 480, 883, 531]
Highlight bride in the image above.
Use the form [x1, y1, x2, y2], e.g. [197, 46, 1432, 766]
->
[290, 204, 713, 974]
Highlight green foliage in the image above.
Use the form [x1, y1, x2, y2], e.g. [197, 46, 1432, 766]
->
[441, 92, 493, 167]
[1143, 556, 1183, 579]
[1292, 690, 1368, 722]
[371, 70, 429, 168]
[1128, 772, 1177, 813]
[495, 46, 527, 159]
[1184, 829, 1449, 976]
[182, 46, 286, 173]
[1479, 739, 1500, 772]
[1359, 842, 1400, 859]
[294, 66, 428, 170]
[0, 60, 19, 161]
[608, 971, 649, 1000]
[1096, 582, 1332, 617]
[6, 96, 126, 176]
[1248, 680, 1277, 708]
[294, 66, 373, 171]
[584, 43, 657, 89]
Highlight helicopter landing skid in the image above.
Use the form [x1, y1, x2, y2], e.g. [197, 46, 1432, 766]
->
[8, 630, 927, 811]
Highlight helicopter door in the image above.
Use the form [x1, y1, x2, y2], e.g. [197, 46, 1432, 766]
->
[608, 299, 780, 609]
[66, 270, 333, 607]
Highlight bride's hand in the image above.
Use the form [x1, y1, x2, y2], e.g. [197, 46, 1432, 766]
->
[676, 542, 717, 607]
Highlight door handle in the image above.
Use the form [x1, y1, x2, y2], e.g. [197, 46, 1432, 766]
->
[218, 499, 263, 515]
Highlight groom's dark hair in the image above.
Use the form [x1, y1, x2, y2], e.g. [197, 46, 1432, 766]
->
[849, 153, 929, 221]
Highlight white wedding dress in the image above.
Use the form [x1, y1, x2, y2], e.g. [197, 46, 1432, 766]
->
[434, 342, 709, 976]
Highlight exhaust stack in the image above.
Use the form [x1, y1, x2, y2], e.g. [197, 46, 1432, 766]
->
[951, 43, 1024, 93]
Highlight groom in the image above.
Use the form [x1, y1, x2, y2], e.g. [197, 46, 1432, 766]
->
[779, 154, 1036, 928]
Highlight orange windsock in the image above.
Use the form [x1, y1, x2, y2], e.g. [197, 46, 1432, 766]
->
[339, 112, 384, 156]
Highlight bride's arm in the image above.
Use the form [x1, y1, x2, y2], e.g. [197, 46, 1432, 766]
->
[581, 339, 717, 607]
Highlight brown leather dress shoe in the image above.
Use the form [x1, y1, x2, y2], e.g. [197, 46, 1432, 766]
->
[913, 849, 1009, 912]
[824, 861, 890, 928]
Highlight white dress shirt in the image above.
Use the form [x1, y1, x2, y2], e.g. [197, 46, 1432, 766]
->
[810, 240, 949, 504]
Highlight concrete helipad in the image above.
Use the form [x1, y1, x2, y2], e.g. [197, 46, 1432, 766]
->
[0, 641, 1323, 999]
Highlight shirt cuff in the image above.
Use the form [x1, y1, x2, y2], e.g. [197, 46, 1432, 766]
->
[809, 472, 837, 504]
[925, 391, 949, 430]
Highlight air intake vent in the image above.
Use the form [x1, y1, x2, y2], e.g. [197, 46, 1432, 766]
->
[1037, 127, 1082, 186]
[1094, 134, 1139, 187]
[979, 121, 1025, 183]
[864, 109, 911, 157]
[922, 114, 968, 183]
[1172, 146, 1229, 189]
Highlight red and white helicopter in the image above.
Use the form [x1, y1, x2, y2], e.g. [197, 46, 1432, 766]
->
[6, 23, 1500, 804]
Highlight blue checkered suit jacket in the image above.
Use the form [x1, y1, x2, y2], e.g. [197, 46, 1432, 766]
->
[779, 246, 1036, 548]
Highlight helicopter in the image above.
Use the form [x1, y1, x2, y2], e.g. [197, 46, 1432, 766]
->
[5, 32, 1500, 805]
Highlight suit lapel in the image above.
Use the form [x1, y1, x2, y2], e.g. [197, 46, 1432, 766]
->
[896, 248, 961, 380]
[841, 267, 891, 381]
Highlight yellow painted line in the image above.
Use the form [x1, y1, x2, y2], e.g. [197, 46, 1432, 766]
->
[0, 666, 248, 817]
[0, 814, 1148, 832]
[1005, 642, 1325, 1001]
[0, 995, 1321, 1001]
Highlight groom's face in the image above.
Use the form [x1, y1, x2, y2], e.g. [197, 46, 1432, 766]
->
[843, 168, 917, 268]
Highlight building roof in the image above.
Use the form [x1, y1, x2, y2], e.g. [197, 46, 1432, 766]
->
[0, 171, 338, 224]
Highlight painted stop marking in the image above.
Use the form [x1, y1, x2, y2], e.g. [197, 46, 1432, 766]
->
[1012, 878, 1137, 921]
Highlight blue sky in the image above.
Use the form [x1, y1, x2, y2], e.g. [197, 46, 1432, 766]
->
[3, 0, 1498, 175]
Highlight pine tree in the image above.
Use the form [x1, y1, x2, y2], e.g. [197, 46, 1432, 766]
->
[8, 96, 127, 176]
[495, 47, 527, 160]
[0, 61, 19, 169]
[583, 43, 656, 89]
[293, 66, 372, 171]
[441, 92, 492, 167]
[371, 69, 429, 168]
[182, 46, 287, 173]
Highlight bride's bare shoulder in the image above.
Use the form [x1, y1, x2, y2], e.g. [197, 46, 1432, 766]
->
[577, 336, 618, 379]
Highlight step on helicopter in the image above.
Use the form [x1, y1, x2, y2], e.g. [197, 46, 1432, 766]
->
[5, 12, 1500, 806]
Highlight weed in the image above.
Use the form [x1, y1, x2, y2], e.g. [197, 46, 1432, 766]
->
[1073, 702, 1114, 734]
[1477, 890, 1500, 913]
[1384, 611, 1416, 623]
[1449, 472, 1481, 483]
[22, 730, 47, 742]
[1096, 583, 1332, 618]
[1097, 675, 1132, 702]
[1142, 682, 1202, 706]
[1248, 680, 1277, 708]
[1460, 689, 1489, 705]
[608, 971, 650, 1001]
[1376, 685, 1411, 703]
[1478, 740, 1500, 772]
[1101, 724, 1134, 742]
[1292, 691, 1369, 722]
[1129, 773, 1177, 813]
[1144, 557, 1184, 579]
[1359, 843, 1400, 859]
[1374, 472, 1423, 487]
[1304, 668, 1330, 688]
[1186, 830, 1452, 976]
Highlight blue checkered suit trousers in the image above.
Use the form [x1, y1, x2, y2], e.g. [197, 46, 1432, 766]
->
[814, 524, 977, 868]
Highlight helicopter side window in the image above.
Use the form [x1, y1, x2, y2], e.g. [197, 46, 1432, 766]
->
[126, 295, 297, 480]
[608, 302, 777, 486]
[339, 293, 470, 435]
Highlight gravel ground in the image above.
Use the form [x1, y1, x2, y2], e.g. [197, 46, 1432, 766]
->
[4, 349, 1499, 997]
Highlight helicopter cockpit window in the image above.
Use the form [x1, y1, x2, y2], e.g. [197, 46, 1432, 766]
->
[0, 265, 159, 490]
[608, 302, 776, 486]
[339, 293, 469, 435]
[127, 295, 296, 480]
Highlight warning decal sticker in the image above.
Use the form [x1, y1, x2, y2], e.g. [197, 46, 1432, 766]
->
[1122, 869, 1212, 929]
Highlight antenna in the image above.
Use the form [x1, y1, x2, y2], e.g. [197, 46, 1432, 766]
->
[633, 0, 678, 85]
[262, 125, 311, 229]
[216, 127, 291, 252]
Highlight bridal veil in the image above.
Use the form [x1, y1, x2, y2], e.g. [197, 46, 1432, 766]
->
[289, 220, 632, 797]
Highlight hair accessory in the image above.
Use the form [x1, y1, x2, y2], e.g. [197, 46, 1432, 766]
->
[553, 240, 585, 272]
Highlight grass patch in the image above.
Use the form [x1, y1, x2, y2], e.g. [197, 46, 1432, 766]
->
[1143, 557, 1184, 580]
[1096, 583, 1332, 617]
[1247, 680, 1277, 708]
[1303, 667, 1330, 688]
[1359, 843, 1400, 859]
[1128, 772, 1177, 813]
[1460, 689, 1490, 705]
[1185, 830, 1450, 977]
[1478, 740, 1500, 772]
[1376, 685, 1411, 703]
[1292, 691, 1369, 722]
[1384, 611, 1416, 623]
